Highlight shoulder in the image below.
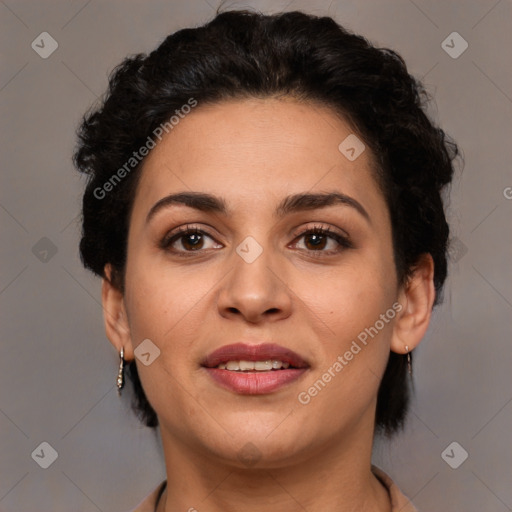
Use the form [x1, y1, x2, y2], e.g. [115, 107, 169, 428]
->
[371, 465, 418, 512]
[126, 480, 166, 512]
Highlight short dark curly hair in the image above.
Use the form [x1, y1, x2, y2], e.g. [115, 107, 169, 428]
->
[73, 9, 459, 437]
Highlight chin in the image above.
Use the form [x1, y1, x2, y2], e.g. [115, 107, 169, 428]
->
[193, 416, 320, 470]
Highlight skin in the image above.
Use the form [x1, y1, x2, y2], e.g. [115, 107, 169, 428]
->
[102, 97, 435, 512]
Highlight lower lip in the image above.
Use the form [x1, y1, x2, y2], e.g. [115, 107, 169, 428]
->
[204, 368, 308, 394]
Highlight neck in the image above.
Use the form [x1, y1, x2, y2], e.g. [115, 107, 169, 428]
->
[156, 413, 391, 512]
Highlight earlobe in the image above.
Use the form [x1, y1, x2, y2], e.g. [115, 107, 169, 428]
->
[102, 264, 134, 361]
[390, 253, 436, 354]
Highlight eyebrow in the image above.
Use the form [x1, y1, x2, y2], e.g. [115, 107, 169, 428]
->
[145, 190, 370, 224]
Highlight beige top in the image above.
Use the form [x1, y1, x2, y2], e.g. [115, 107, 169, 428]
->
[129, 465, 418, 512]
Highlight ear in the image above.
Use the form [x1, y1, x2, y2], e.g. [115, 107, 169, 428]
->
[390, 253, 436, 355]
[101, 264, 134, 361]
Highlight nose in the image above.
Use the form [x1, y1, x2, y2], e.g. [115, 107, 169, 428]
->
[216, 244, 293, 324]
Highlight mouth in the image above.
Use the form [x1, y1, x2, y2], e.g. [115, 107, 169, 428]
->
[201, 343, 309, 395]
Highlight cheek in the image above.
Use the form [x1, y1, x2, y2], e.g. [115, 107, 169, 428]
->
[124, 259, 210, 341]
[295, 270, 397, 433]
[122, 264, 210, 418]
[300, 243, 398, 388]
[311, 254, 397, 334]
[321, 282, 396, 374]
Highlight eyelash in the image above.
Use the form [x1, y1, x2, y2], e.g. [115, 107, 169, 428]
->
[159, 224, 353, 257]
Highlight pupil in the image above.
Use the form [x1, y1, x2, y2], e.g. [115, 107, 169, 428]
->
[307, 234, 325, 249]
[184, 233, 202, 250]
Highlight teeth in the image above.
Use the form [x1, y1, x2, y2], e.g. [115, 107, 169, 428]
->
[239, 360, 254, 371]
[255, 361, 273, 371]
[216, 360, 291, 371]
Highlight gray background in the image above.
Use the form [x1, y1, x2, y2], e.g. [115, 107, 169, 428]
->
[1, 0, 511, 510]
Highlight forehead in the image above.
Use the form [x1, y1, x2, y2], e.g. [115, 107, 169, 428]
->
[132, 97, 384, 217]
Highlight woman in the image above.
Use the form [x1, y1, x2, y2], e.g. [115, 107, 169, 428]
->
[73, 9, 459, 511]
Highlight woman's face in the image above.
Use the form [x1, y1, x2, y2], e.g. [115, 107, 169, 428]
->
[119, 97, 403, 466]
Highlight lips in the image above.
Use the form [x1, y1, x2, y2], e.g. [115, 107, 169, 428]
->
[202, 343, 309, 369]
[201, 343, 309, 395]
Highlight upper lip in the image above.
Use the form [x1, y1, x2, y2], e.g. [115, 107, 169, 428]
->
[202, 343, 309, 369]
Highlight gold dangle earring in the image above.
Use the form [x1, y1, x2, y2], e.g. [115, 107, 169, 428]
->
[405, 345, 412, 376]
[116, 347, 125, 396]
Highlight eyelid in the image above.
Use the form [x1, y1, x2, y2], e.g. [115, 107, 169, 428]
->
[289, 224, 353, 252]
[159, 224, 217, 249]
[290, 223, 351, 242]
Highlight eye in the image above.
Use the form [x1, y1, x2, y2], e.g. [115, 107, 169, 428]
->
[160, 224, 352, 257]
[291, 225, 352, 255]
[160, 225, 222, 254]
